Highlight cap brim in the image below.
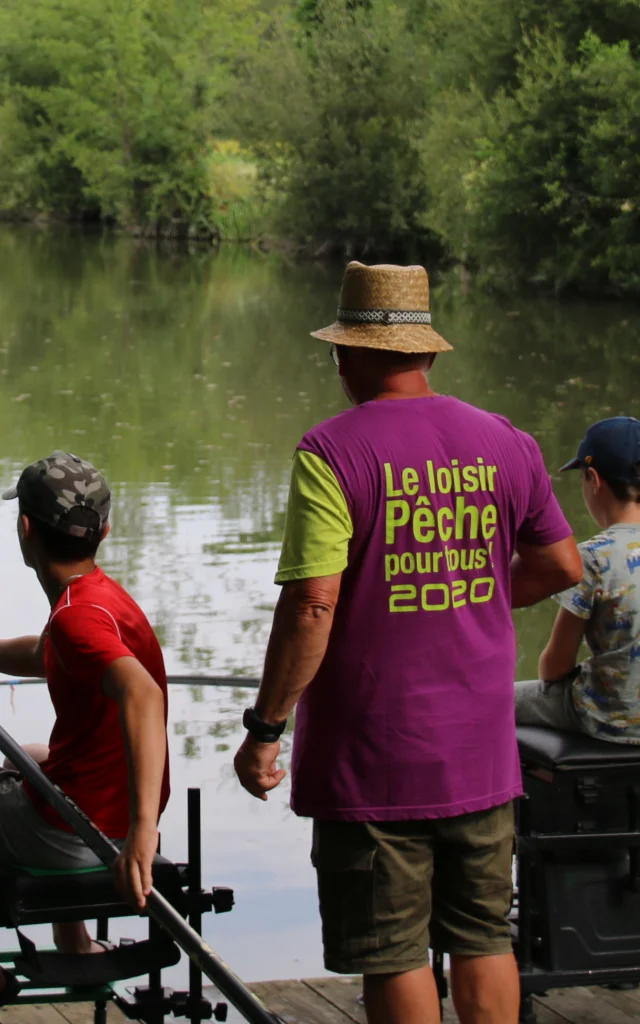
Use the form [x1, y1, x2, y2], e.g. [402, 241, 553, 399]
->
[559, 458, 582, 473]
[2, 486, 18, 500]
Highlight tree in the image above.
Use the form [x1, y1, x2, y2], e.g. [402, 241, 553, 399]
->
[0, 0, 260, 233]
[420, 0, 640, 292]
[232, 0, 440, 258]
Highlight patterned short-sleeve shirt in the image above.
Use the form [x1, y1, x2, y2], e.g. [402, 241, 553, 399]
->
[556, 524, 640, 742]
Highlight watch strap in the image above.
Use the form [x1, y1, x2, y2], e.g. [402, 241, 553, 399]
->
[243, 707, 287, 743]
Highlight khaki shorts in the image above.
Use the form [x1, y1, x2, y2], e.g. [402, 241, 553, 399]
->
[312, 802, 515, 974]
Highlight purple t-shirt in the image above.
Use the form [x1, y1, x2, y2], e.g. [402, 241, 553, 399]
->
[288, 396, 572, 821]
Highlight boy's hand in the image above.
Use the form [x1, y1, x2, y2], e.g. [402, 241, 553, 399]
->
[113, 822, 159, 910]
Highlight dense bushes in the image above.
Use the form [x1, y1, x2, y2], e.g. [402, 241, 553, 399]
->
[1, 0, 640, 292]
[0, 0, 261, 235]
[422, 19, 640, 292]
[230, 0, 439, 259]
[230, 0, 640, 292]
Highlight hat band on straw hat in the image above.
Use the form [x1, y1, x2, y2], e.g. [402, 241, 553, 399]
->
[337, 307, 432, 326]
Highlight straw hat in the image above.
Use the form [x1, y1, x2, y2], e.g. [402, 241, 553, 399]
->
[311, 262, 452, 353]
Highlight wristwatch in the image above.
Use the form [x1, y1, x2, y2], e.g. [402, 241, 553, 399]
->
[243, 707, 287, 743]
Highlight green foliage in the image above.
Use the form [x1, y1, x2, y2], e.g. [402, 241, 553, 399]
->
[516, 0, 640, 54]
[421, 0, 640, 293]
[418, 0, 520, 96]
[0, 0, 263, 234]
[231, 0, 440, 257]
[205, 141, 265, 242]
[1, 0, 640, 288]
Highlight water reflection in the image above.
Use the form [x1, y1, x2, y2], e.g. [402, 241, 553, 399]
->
[0, 228, 344, 675]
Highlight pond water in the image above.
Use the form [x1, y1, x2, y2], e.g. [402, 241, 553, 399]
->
[0, 227, 639, 996]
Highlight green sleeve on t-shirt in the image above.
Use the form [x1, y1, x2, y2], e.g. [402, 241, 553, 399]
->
[275, 449, 353, 583]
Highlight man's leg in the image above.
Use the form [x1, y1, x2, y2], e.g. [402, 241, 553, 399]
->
[312, 820, 436, 1024]
[431, 803, 518, 1024]
[450, 952, 519, 1024]
[363, 965, 441, 1024]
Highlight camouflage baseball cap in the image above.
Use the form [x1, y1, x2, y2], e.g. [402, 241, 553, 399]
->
[2, 452, 110, 539]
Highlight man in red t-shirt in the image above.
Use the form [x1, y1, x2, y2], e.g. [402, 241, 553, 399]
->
[0, 452, 170, 1003]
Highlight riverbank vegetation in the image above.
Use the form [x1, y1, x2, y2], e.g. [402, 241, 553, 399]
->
[0, 0, 639, 292]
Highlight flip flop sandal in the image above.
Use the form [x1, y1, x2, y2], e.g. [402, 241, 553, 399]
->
[72, 937, 116, 995]
[0, 970, 22, 1006]
[92, 940, 116, 953]
[70, 939, 125, 995]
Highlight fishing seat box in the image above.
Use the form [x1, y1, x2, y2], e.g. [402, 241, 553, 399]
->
[0, 854, 187, 927]
[518, 725, 640, 834]
[516, 726, 640, 976]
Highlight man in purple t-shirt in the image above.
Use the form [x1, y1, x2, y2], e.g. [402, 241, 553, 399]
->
[235, 263, 581, 1024]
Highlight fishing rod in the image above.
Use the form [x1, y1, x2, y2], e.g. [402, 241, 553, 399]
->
[0, 724, 283, 1024]
[0, 675, 261, 688]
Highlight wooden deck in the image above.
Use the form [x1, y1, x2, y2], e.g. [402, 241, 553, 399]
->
[0, 1004, 128, 1023]
[3, 979, 640, 1022]
[249, 976, 640, 1022]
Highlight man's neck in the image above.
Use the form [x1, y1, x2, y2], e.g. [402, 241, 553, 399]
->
[38, 560, 98, 608]
[356, 370, 436, 405]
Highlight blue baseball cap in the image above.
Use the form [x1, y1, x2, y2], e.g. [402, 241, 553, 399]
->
[560, 417, 640, 483]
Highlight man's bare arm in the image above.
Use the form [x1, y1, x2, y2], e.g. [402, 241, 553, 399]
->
[234, 573, 342, 801]
[254, 573, 343, 725]
[538, 607, 587, 681]
[101, 656, 166, 909]
[0, 634, 45, 677]
[511, 537, 582, 609]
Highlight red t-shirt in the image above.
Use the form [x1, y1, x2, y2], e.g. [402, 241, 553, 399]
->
[24, 567, 170, 837]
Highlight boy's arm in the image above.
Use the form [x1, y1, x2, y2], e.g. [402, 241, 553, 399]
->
[538, 539, 596, 681]
[101, 656, 166, 910]
[0, 634, 45, 677]
[538, 608, 588, 682]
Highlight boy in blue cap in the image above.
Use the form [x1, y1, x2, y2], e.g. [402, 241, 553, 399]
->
[516, 417, 640, 743]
